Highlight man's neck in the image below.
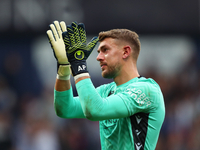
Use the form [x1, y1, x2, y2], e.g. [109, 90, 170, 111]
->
[114, 67, 139, 86]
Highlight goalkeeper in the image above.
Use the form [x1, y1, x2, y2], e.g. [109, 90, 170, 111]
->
[46, 21, 165, 150]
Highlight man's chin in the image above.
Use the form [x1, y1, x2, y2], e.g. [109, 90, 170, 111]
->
[102, 71, 113, 79]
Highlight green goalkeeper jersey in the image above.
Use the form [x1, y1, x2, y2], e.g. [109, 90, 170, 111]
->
[54, 76, 165, 150]
[96, 77, 165, 150]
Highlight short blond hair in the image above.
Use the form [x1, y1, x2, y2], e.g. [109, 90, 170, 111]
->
[98, 29, 141, 60]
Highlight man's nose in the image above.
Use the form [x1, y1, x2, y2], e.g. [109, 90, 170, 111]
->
[96, 52, 104, 61]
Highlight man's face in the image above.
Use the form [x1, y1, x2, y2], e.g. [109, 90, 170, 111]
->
[97, 38, 123, 79]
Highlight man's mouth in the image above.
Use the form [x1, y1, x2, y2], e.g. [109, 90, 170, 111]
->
[100, 63, 107, 69]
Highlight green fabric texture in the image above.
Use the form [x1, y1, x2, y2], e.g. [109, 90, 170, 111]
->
[54, 87, 85, 118]
[54, 77, 165, 150]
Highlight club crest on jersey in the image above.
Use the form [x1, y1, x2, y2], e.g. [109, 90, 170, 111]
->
[74, 50, 84, 60]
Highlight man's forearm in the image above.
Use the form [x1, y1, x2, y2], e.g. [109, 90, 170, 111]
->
[54, 87, 85, 118]
[54, 78, 86, 118]
[55, 78, 71, 91]
[75, 78, 129, 121]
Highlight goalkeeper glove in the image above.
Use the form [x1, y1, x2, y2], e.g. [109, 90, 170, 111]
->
[46, 21, 71, 80]
[62, 21, 98, 78]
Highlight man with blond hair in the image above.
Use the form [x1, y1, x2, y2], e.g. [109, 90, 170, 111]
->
[47, 21, 165, 150]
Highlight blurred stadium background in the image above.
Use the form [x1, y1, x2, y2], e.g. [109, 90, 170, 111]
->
[0, 0, 200, 149]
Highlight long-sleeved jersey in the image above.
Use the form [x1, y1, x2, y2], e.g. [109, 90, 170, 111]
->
[54, 77, 165, 150]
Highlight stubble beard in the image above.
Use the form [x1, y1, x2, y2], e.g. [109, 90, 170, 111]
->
[102, 62, 121, 79]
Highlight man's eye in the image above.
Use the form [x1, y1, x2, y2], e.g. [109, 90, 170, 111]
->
[104, 48, 108, 51]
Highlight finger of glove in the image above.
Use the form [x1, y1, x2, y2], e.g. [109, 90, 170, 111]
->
[50, 23, 59, 41]
[78, 23, 86, 44]
[67, 25, 75, 45]
[60, 21, 67, 32]
[54, 21, 62, 39]
[62, 31, 71, 50]
[46, 30, 56, 45]
[85, 37, 99, 58]
[87, 36, 99, 50]
[46, 30, 58, 60]
[71, 22, 81, 43]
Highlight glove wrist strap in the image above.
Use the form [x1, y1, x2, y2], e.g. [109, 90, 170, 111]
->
[74, 73, 90, 81]
[70, 61, 88, 76]
[57, 64, 71, 80]
[56, 74, 70, 80]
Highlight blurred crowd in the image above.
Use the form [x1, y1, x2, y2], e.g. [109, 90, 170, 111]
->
[0, 37, 200, 150]
[146, 51, 200, 150]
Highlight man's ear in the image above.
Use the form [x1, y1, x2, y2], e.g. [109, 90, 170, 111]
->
[122, 45, 131, 59]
